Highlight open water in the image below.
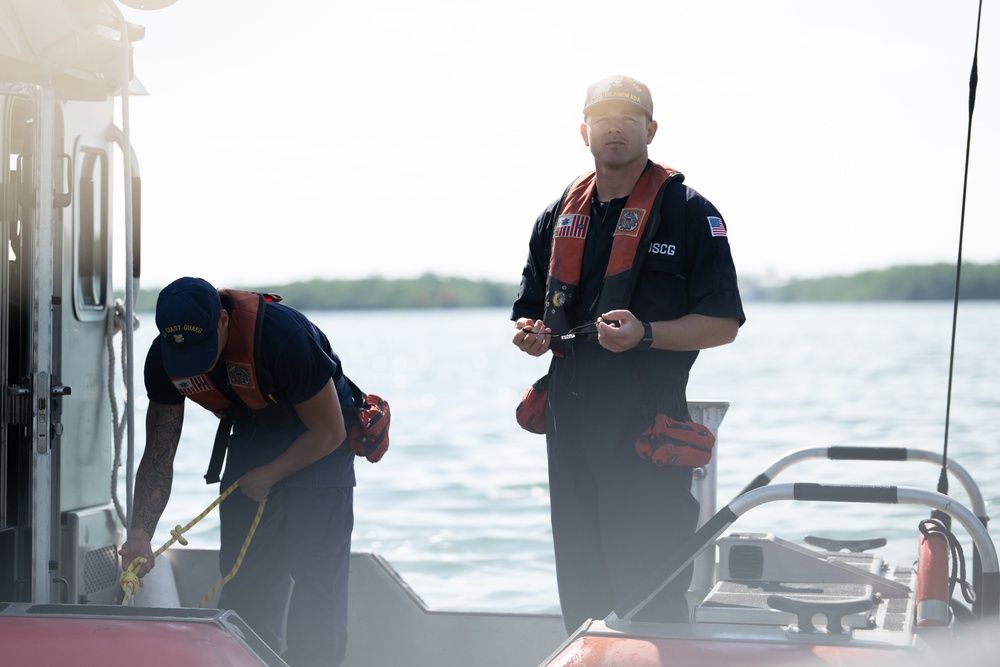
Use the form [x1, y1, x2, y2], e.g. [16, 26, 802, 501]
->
[124, 301, 1000, 614]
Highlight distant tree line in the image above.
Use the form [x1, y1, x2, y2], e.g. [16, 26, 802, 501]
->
[131, 263, 1000, 311]
[133, 274, 521, 312]
[758, 262, 1000, 301]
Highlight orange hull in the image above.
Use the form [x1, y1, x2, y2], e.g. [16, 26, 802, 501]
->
[0, 604, 281, 667]
[545, 634, 905, 667]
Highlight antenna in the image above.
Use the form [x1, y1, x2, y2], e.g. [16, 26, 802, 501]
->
[936, 0, 983, 524]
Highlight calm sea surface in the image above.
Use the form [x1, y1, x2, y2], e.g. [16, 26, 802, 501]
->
[124, 302, 1000, 614]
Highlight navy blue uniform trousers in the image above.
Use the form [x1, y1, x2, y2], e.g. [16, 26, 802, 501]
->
[546, 342, 700, 633]
[219, 471, 353, 667]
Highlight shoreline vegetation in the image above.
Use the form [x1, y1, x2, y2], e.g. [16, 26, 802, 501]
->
[131, 262, 1000, 311]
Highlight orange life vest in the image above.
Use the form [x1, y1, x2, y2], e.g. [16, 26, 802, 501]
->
[168, 289, 275, 414]
[543, 163, 682, 335]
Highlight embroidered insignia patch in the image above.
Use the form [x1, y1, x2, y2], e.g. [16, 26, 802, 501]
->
[228, 362, 255, 388]
[614, 208, 645, 237]
[172, 333, 185, 344]
[708, 216, 727, 237]
[555, 214, 589, 239]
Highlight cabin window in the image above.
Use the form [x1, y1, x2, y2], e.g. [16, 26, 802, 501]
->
[75, 147, 109, 316]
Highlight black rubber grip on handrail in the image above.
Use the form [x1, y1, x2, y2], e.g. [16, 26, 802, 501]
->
[827, 446, 908, 461]
[792, 483, 899, 504]
[980, 571, 1000, 619]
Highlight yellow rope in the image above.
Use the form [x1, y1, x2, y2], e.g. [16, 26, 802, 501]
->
[120, 481, 265, 607]
[197, 498, 265, 608]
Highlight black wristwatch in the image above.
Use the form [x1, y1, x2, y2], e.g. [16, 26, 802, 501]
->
[637, 321, 654, 351]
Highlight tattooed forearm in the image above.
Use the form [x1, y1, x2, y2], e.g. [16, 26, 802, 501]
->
[131, 401, 185, 538]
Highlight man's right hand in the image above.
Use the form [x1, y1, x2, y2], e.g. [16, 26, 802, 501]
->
[512, 318, 551, 357]
[119, 534, 155, 578]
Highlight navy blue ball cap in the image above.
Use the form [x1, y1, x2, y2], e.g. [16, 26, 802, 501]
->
[155, 277, 221, 377]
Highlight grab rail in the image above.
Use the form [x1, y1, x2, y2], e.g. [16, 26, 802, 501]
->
[737, 446, 989, 522]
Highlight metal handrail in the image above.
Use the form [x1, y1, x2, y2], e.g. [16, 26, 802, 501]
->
[737, 446, 989, 522]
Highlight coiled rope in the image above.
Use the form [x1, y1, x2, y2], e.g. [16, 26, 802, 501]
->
[119, 481, 265, 608]
[107, 299, 136, 528]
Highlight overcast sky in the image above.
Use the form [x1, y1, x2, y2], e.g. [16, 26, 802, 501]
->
[117, 0, 999, 291]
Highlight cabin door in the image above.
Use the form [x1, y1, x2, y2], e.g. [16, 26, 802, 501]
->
[0, 85, 61, 603]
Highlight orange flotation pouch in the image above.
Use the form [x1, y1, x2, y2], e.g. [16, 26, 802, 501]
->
[516, 375, 549, 435]
[343, 377, 391, 463]
[635, 414, 715, 467]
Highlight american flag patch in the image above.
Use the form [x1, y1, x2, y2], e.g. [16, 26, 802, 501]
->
[555, 214, 589, 239]
[707, 216, 727, 237]
[172, 374, 213, 396]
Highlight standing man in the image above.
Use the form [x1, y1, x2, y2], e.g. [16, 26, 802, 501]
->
[511, 75, 745, 632]
[121, 277, 356, 667]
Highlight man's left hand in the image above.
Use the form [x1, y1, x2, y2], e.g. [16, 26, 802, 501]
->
[238, 468, 275, 503]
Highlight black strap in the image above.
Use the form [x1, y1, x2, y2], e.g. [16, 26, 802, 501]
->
[204, 416, 234, 484]
[335, 373, 366, 415]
